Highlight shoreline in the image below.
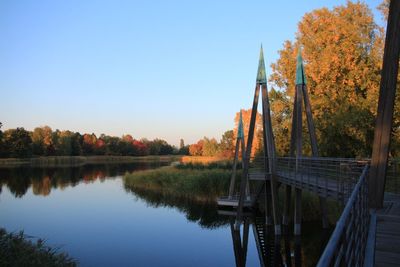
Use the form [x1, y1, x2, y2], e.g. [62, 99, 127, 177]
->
[0, 155, 183, 168]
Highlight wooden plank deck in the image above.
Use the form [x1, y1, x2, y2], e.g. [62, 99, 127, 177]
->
[217, 196, 254, 208]
[374, 193, 400, 267]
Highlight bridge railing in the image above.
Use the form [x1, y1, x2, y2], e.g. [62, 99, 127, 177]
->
[316, 165, 370, 267]
[386, 159, 400, 194]
[249, 157, 367, 201]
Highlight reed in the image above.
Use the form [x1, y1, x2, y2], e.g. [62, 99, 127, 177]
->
[0, 228, 76, 267]
[123, 164, 236, 201]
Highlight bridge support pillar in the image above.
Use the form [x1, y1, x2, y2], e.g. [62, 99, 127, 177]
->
[319, 197, 329, 228]
[294, 188, 302, 235]
[270, 178, 282, 236]
[282, 185, 292, 226]
[265, 181, 274, 226]
[369, 0, 400, 209]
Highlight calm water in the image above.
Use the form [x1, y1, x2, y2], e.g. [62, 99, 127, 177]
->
[0, 163, 328, 266]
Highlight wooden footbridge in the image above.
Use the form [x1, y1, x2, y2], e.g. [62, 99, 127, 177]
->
[218, 1, 400, 266]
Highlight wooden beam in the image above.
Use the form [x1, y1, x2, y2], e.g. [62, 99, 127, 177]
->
[283, 185, 291, 226]
[302, 84, 329, 228]
[241, 138, 250, 199]
[235, 84, 260, 228]
[290, 87, 298, 157]
[302, 84, 318, 155]
[261, 83, 281, 236]
[265, 181, 273, 226]
[294, 84, 303, 235]
[229, 138, 241, 198]
[369, 0, 400, 209]
[294, 188, 302, 235]
[295, 85, 303, 162]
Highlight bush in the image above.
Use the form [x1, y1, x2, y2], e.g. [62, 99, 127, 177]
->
[0, 228, 76, 267]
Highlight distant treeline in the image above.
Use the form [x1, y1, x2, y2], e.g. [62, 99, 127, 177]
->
[0, 123, 189, 158]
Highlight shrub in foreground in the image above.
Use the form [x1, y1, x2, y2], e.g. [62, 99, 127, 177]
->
[0, 228, 76, 267]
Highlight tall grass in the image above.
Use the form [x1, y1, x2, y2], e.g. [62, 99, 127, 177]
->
[123, 165, 234, 201]
[124, 162, 342, 224]
[0, 228, 76, 267]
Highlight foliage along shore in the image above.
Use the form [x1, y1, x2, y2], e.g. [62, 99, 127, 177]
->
[0, 228, 76, 267]
[123, 162, 342, 223]
[123, 162, 234, 203]
[0, 155, 182, 168]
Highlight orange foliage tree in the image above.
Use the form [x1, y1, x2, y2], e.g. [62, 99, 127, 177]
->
[233, 109, 263, 157]
[269, 1, 386, 157]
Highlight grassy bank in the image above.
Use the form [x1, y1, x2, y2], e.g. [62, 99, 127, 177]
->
[0, 228, 76, 267]
[0, 155, 182, 168]
[180, 156, 228, 164]
[124, 162, 342, 224]
[123, 164, 233, 202]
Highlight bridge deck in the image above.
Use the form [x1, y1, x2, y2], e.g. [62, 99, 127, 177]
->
[218, 168, 356, 208]
[217, 196, 254, 208]
[374, 193, 400, 267]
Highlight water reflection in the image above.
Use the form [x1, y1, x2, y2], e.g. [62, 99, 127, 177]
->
[226, 211, 331, 267]
[1, 164, 332, 266]
[0, 163, 165, 198]
[124, 185, 230, 229]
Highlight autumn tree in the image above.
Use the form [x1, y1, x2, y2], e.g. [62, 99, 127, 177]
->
[234, 109, 263, 157]
[269, 1, 384, 157]
[31, 126, 55, 156]
[189, 140, 204, 156]
[82, 133, 97, 155]
[202, 137, 219, 156]
[219, 130, 235, 158]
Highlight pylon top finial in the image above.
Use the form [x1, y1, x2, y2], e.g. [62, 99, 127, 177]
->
[256, 44, 267, 85]
[237, 110, 244, 140]
[296, 48, 307, 85]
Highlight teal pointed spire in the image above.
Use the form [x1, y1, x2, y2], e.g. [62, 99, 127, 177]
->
[256, 45, 267, 84]
[296, 48, 307, 85]
[237, 110, 244, 139]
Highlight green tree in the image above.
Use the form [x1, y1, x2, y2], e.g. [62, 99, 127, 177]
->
[3, 128, 33, 158]
[54, 130, 82, 156]
[178, 139, 189, 155]
[202, 137, 219, 157]
[0, 122, 5, 157]
[31, 126, 54, 156]
[219, 130, 235, 158]
[269, 1, 384, 157]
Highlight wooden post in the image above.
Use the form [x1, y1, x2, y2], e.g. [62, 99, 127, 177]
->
[302, 83, 329, 228]
[284, 84, 298, 228]
[230, 219, 249, 267]
[283, 185, 291, 226]
[242, 218, 250, 265]
[235, 84, 260, 229]
[241, 137, 251, 200]
[369, 0, 400, 209]
[229, 138, 241, 198]
[302, 84, 317, 155]
[261, 83, 281, 236]
[294, 83, 303, 236]
[265, 181, 273, 225]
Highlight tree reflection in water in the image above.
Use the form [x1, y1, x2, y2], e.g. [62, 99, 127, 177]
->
[1, 164, 332, 266]
[124, 186, 230, 229]
[0, 162, 165, 198]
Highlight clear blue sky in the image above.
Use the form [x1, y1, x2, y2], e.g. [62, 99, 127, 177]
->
[0, 0, 383, 146]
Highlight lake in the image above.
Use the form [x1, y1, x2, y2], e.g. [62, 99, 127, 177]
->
[0, 163, 329, 266]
